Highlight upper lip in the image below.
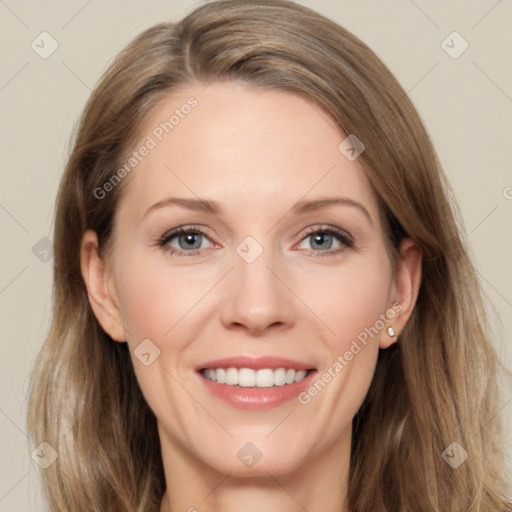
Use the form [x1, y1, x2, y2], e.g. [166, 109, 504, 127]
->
[196, 356, 315, 372]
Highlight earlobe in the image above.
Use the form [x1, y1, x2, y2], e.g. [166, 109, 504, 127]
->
[379, 238, 422, 349]
[378, 306, 400, 349]
[80, 230, 127, 342]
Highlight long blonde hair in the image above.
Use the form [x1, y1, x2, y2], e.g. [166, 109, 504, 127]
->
[27, 1, 511, 510]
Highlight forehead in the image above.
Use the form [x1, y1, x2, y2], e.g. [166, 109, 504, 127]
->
[117, 82, 379, 222]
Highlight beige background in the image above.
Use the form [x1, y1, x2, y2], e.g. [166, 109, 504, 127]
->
[0, 0, 511, 509]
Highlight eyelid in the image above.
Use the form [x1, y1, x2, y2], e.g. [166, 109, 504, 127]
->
[157, 225, 219, 259]
[296, 224, 354, 245]
[158, 223, 354, 258]
[292, 225, 354, 256]
[160, 224, 215, 245]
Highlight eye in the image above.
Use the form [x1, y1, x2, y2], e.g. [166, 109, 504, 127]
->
[158, 224, 354, 258]
[296, 226, 354, 257]
[159, 226, 214, 257]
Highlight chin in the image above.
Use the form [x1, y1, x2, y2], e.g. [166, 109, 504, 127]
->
[197, 436, 310, 477]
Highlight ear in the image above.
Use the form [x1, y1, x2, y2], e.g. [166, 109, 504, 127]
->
[80, 229, 127, 342]
[379, 238, 422, 349]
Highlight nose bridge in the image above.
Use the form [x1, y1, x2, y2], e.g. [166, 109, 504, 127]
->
[220, 235, 296, 334]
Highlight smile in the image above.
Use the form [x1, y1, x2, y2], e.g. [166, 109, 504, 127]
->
[201, 367, 309, 387]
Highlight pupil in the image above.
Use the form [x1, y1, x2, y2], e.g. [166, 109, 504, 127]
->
[312, 232, 332, 250]
[179, 233, 201, 250]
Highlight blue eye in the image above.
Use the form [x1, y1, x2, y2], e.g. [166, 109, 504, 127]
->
[160, 227, 212, 257]
[298, 227, 353, 257]
[158, 225, 353, 258]
[307, 231, 336, 250]
[172, 232, 204, 250]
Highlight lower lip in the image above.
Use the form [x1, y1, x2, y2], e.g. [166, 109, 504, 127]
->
[198, 370, 317, 410]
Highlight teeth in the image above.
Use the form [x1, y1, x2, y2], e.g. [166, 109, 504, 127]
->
[202, 367, 310, 387]
[225, 367, 239, 385]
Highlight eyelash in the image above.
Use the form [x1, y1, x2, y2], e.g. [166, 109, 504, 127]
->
[158, 225, 354, 258]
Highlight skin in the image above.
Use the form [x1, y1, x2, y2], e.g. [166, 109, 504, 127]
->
[81, 82, 422, 512]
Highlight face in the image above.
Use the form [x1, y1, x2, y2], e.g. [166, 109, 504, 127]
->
[83, 82, 418, 478]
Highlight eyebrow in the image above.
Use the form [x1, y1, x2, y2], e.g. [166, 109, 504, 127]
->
[292, 197, 373, 224]
[142, 197, 222, 219]
[142, 196, 373, 224]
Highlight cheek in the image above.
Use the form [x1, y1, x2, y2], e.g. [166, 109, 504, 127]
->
[115, 245, 392, 366]
[112, 251, 210, 430]
[251, 252, 392, 464]
[294, 252, 391, 413]
[303, 252, 392, 349]
[116, 271, 172, 344]
[114, 249, 209, 345]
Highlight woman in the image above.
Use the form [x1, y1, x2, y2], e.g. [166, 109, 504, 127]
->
[27, 1, 511, 510]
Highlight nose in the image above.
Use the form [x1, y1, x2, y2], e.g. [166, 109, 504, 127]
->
[220, 247, 297, 336]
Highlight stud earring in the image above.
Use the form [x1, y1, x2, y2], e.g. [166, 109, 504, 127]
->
[387, 326, 395, 337]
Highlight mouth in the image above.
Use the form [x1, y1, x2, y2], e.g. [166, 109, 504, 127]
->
[200, 367, 312, 387]
[196, 357, 317, 409]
